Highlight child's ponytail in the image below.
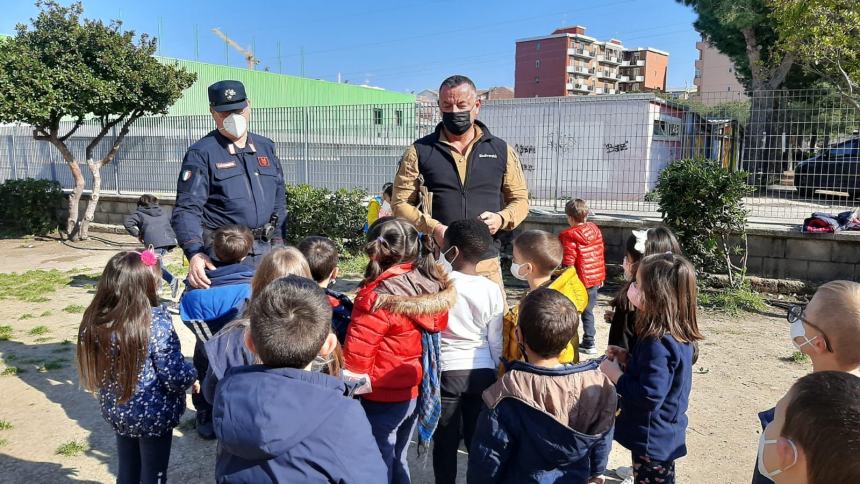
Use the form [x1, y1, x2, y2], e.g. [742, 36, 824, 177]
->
[362, 217, 446, 286]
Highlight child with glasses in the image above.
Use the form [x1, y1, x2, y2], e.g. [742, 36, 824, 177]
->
[751, 280, 860, 484]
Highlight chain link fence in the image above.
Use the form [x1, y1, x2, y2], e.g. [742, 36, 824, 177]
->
[1, 89, 858, 224]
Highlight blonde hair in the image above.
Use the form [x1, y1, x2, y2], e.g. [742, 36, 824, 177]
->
[810, 280, 860, 368]
[251, 247, 312, 297]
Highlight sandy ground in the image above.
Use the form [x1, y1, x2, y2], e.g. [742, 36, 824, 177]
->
[0, 233, 815, 483]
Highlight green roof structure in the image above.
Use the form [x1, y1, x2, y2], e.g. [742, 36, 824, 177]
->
[156, 57, 415, 115]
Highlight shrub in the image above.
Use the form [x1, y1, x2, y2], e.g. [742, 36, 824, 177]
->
[286, 184, 368, 255]
[654, 158, 754, 287]
[0, 178, 64, 236]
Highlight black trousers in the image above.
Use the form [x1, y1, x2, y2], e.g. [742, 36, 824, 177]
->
[432, 368, 497, 484]
[116, 432, 173, 484]
[191, 340, 210, 415]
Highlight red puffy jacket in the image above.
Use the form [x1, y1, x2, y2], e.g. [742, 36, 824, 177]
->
[344, 263, 455, 402]
[559, 222, 606, 288]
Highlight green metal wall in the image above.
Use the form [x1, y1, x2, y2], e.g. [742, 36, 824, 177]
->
[156, 57, 415, 115]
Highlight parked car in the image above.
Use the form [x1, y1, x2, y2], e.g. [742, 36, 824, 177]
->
[794, 138, 860, 198]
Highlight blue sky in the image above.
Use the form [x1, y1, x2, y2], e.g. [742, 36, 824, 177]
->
[2, 0, 700, 93]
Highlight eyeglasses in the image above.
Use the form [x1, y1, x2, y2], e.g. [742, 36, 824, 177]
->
[786, 305, 833, 352]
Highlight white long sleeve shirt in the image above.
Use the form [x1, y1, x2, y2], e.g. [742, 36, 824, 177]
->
[440, 271, 505, 372]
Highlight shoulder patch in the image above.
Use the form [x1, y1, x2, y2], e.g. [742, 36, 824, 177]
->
[257, 156, 270, 167]
[181, 170, 193, 182]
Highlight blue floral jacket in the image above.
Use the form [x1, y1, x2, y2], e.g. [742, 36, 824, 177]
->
[98, 306, 196, 437]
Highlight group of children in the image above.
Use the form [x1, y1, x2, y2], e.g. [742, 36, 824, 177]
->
[74, 194, 859, 484]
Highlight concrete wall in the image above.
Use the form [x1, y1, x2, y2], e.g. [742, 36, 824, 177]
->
[522, 212, 860, 284]
[65, 193, 177, 229]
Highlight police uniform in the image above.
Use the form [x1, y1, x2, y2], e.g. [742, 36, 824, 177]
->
[171, 81, 287, 266]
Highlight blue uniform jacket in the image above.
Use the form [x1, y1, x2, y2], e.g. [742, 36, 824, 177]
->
[179, 264, 254, 339]
[171, 130, 287, 259]
[614, 335, 694, 462]
[98, 306, 196, 437]
[213, 365, 388, 484]
[468, 359, 617, 484]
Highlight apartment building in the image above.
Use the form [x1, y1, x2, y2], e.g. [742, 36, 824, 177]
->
[515, 26, 668, 98]
[693, 37, 748, 105]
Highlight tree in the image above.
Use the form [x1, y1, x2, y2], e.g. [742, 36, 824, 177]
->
[0, 1, 196, 240]
[770, 0, 860, 109]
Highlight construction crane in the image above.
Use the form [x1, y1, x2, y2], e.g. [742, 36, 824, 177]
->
[212, 28, 260, 70]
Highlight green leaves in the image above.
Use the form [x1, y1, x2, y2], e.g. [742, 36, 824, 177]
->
[654, 158, 753, 284]
[0, 1, 196, 132]
[0, 178, 64, 236]
[285, 185, 369, 255]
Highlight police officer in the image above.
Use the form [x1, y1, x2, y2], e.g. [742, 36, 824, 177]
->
[172, 80, 287, 289]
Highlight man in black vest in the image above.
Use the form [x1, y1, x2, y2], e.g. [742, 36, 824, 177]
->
[392, 75, 529, 289]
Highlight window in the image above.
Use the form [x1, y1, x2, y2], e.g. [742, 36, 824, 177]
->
[395, 110, 403, 127]
[653, 119, 681, 139]
[536, 42, 541, 51]
[373, 108, 383, 125]
[535, 59, 541, 68]
[535, 76, 540, 84]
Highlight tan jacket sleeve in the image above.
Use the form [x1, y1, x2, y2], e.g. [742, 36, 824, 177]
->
[498, 145, 530, 230]
[391, 145, 441, 234]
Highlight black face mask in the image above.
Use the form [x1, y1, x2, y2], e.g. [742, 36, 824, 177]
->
[442, 111, 473, 135]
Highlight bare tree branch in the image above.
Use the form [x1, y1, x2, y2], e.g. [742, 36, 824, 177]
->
[767, 53, 795, 90]
[85, 114, 125, 161]
[59, 116, 84, 142]
[101, 109, 143, 165]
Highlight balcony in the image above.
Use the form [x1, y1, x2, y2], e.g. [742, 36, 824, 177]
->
[621, 60, 646, 67]
[619, 75, 630, 82]
[597, 70, 618, 80]
[597, 55, 621, 65]
[566, 65, 594, 76]
[567, 48, 594, 59]
[567, 82, 592, 93]
[618, 75, 645, 83]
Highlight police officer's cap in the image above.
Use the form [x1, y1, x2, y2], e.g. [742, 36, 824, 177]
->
[208, 80, 249, 112]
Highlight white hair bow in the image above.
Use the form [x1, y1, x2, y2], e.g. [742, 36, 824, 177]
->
[632, 229, 649, 255]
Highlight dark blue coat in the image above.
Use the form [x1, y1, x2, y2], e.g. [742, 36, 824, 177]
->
[468, 359, 616, 484]
[326, 288, 353, 344]
[124, 204, 177, 249]
[614, 335, 694, 462]
[171, 130, 287, 260]
[751, 407, 776, 484]
[201, 321, 255, 405]
[98, 306, 196, 437]
[213, 365, 387, 484]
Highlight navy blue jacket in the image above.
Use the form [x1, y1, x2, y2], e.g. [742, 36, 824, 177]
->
[179, 264, 254, 339]
[202, 321, 255, 405]
[751, 407, 776, 484]
[326, 288, 353, 344]
[124, 204, 177, 249]
[614, 335, 694, 462]
[99, 306, 197, 437]
[213, 365, 387, 484]
[468, 359, 617, 484]
[171, 130, 287, 259]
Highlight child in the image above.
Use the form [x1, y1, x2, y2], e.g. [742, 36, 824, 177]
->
[365, 182, 394, 232]
[502, 230, 588, 367]
[202, 246, 312, 405]
[433, 219, 505, 484]
[124, 194, 180, 298]
[600, 252, 702, 484]
[751, 280, 860, 484]
[606, 227, 682, 352]
[343, 218, 456, 484]
[76, 249, 196, 483]
[559, 198, 606, 355]
[213, 275, 388, 483]
[468, 288, 617, 483]
[757, 371, 860, 483]
[298, 236, 354, 344]
[180, 224, 256, 440]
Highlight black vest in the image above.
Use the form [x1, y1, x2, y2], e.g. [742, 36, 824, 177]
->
[414, 121, 508, 227]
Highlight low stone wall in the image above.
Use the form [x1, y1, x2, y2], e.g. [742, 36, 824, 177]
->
[522, 212, 860, 284]
[63, 193, 177, 227]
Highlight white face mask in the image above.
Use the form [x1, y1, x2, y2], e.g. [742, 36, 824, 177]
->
[757, 432, 798, 480]
[437, 247, 456, 274]
[627, 281, 643, 310]
[790, 319, 818, 350]
[510, 261, 529, 281]
[221, 113, 248, 139]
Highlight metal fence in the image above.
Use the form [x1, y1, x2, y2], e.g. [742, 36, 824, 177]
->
[1, 89, 858, 224]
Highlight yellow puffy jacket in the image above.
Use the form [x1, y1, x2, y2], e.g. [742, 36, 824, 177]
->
[501, 267, 589, 370]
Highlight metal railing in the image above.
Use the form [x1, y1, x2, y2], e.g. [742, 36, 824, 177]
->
[1, 89, 858, 224]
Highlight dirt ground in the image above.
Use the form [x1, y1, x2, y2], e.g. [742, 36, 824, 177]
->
[0, 233, 816, 483]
